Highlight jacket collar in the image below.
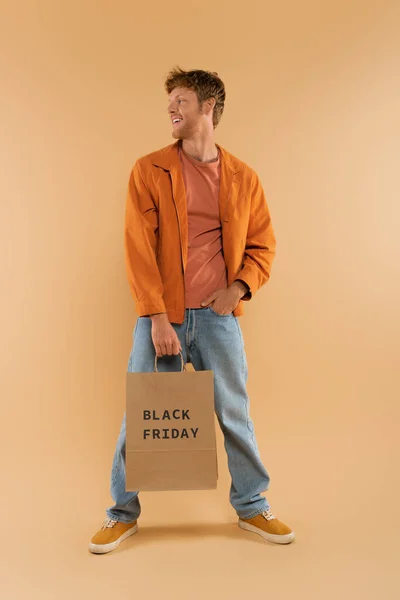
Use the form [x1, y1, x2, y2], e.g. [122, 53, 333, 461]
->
[151, 140, 241, 175]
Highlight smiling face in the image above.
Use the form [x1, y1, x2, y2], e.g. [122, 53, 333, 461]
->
[167, 86, 214, 140]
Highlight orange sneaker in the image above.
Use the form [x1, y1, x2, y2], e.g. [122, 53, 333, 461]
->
[238, 508, 295, 544]
[89, 517, 138, 554]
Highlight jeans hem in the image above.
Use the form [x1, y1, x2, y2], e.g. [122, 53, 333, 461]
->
[238, 506, 269, 520]
[105, 511, 138, 524]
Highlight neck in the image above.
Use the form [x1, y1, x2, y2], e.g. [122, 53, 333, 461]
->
[181, 133, 218, 163]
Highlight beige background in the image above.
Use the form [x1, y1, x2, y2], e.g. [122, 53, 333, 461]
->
[1, 0, 399, 598]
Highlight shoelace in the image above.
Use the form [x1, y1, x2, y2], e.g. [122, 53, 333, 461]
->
[262, 509, 276, 521]
[101, 517, 118, 530]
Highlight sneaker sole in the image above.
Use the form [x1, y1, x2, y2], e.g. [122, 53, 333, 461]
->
[238, 519, 295, 544]
[89, 523, 138, 554]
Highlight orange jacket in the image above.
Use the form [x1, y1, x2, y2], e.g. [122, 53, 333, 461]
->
[124, 141, 276, 324]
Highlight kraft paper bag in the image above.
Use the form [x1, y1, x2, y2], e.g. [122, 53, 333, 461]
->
[126, 352, 218, 491]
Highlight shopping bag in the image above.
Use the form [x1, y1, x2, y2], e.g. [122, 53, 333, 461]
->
[126, 352, 218, 491]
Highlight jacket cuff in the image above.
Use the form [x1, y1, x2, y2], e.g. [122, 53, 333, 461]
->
[233, 278, 252, 301]
[135, 299, 167, 317]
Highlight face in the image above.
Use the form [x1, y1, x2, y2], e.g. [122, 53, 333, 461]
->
[167, 87, 213, 139]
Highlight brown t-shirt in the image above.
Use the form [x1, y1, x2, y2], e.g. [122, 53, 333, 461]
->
[178, 146, 228, 308]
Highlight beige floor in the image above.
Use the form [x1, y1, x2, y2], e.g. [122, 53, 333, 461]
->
[2, 407, 398, 600]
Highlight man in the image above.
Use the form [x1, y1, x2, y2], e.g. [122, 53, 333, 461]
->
[89, 68, 295, 554]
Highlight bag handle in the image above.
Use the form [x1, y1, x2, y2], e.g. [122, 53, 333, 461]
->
[154, 351, 187, 373]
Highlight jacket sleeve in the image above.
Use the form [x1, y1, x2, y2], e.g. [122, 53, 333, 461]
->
[234, 172, 277, 301]
[124, 159, 167, 316]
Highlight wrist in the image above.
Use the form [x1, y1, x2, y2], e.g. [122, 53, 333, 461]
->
[231, 280, 249, 298]
[150, 312, 168, 322]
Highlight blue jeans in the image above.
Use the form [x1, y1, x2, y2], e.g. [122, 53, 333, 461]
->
[106, 307, 270, 522]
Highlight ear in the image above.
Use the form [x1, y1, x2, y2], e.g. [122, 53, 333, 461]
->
[203, 97, 216, 116]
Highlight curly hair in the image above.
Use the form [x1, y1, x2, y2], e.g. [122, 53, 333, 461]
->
[165, 67, 226, 128]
